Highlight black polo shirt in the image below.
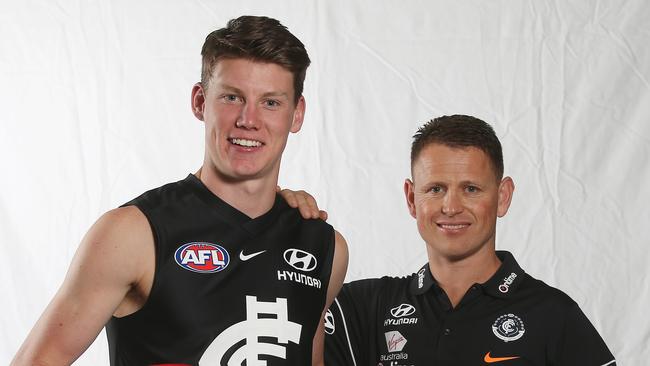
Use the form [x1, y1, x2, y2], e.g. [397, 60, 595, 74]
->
[324, 251, 615, 366]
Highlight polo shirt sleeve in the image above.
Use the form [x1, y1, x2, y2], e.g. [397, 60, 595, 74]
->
[324, 281, 374, 366]
[555, 302, 616, 366]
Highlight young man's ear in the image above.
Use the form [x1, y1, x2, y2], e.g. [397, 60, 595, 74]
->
[404, 178, 417, 219]
[289, 96, 306, 133]
[191, 82, 206, 121]
[497, 176, 515, 217]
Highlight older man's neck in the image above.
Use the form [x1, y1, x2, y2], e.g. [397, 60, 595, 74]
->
[427, 247, 501, 308]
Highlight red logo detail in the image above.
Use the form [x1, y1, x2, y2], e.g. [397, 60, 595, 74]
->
[174, 242, 230, 273]
[387, 333, 405, 351]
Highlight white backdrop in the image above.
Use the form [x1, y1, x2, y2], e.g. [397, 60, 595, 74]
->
[1, 0, 648, 364]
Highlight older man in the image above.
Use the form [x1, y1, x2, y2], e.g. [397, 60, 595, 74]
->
[324, 115, 614, 365]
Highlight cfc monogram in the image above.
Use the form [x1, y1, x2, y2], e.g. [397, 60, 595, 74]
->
[199, 296, 302, 365]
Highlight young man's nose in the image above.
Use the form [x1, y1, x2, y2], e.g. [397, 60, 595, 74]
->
[235, 103, 260, 129]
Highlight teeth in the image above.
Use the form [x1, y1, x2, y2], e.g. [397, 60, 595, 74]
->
[231, 138, 262, 147]
[439, 224, 468, 229]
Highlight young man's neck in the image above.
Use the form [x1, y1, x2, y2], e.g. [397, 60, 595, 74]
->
[427, 245, 501, 308]
[195, 166, 279, 219]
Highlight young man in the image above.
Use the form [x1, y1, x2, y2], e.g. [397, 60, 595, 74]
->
[12, 16, 348, 366]
[324, 115, 614, 365]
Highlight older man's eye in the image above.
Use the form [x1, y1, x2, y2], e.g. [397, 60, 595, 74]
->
[264, 99, 280, 108]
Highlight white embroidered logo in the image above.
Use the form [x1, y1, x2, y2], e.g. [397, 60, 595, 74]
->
[390, 304, 416, 318]
[324, 309, 335, 335]
[492, 313, 525, 342]
[417, 267, 426, 288]
[498, 272, 517, 293]
[283, 248, 318, 271]
[199, 296, 302, 365]
[239, 250, 266, 261]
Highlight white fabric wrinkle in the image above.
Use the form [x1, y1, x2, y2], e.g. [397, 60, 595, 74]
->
[604, 29, 650, 91]
[354, 39, 436, 113]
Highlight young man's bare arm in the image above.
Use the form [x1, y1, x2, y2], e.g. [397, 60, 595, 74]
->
[11, 206, 154, 366]
[312, 230, 348, 366]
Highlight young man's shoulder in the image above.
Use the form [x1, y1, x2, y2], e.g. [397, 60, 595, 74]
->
[121, 175, 194, 208]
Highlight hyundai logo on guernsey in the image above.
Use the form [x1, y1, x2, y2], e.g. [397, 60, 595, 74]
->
[277, 248, 321, 288]
[384, 304, 418, 326]
[174, 242, 229, 273]
[498, 272, 517, 293]
[283, 248, 317, 271]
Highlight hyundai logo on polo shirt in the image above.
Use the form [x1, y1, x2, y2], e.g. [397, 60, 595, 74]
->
[283, 248, 317, 271]
[390, 304, 416, 318]
[384, 304, 419, 326]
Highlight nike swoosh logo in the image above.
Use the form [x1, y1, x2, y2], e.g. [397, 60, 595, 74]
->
[484, 352, 520, 363]
[239, 250, 266, 261]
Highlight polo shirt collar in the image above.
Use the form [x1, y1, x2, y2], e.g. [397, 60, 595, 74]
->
[482, 251, 526, 298]
[410, 250, 526, 298]
[410, 262, 436, 295]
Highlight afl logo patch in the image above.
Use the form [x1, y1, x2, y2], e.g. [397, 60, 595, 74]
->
[174, 242, 230, 273]
[492, 313, 525, 342]
[283, 248, 318, 272]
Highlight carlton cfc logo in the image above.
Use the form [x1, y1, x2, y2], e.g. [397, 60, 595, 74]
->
[174, 242, 230, 273]
[492, 313, 525, 342]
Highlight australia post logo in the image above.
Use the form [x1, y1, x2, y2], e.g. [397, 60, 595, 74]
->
[174, 242, 230, 273]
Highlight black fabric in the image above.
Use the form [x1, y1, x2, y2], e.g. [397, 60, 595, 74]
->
[106, 174, 335, 365]
[325, 251, 615, 366]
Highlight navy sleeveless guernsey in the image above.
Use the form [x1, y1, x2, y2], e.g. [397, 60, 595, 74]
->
[106, 174, 335, 365]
